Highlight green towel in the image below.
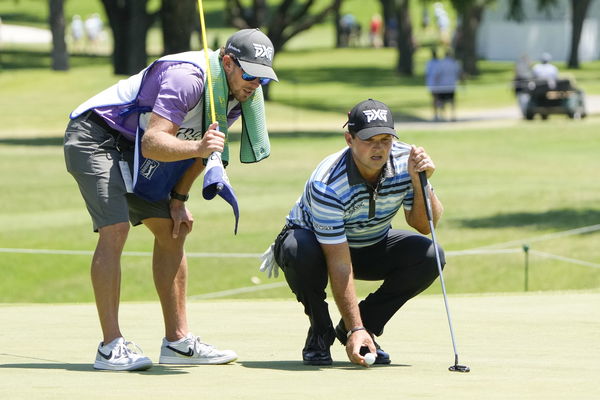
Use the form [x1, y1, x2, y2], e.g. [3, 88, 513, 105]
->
[204, 51, 270, 164]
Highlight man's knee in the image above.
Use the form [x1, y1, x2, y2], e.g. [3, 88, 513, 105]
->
[426, 242, 445, 272]
[98, 222, 130, 245]
[145, 218, 188, 248]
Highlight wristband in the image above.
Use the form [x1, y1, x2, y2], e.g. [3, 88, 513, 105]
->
[346, 326, 366, 338]
[170, 191, 189, 202]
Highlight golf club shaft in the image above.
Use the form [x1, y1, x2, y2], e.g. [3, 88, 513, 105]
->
[418, 171, 460, 363]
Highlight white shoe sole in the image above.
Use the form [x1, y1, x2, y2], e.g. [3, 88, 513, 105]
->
[93, 358, 153, 371]
[158, 353, 238, 365]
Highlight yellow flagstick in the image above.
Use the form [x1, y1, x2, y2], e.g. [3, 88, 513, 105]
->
[197, 0, 217, 124]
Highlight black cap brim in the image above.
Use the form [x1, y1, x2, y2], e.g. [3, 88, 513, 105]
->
[355, 126, 397, 140]
[238, 59, 279, 82]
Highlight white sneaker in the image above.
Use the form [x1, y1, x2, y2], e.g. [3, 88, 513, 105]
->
[93, 337, 153, 371]
[159, 333, 238, 365]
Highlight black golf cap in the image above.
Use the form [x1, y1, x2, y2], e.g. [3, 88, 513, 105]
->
[345, 99, 397, 140]
[225, 29, 279, 82]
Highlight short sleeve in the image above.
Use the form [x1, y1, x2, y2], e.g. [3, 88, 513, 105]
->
[310, 181, 347, 244]
[153, 63, 204, 126]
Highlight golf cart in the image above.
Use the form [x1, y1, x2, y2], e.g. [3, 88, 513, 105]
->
[522, 78, 586, 120]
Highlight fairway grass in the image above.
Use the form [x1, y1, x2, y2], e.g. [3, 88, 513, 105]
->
[1, 118, 600, 302]
[1, 291, 598, 399]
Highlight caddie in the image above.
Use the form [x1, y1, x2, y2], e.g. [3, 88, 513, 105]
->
[64, 28, 277, 371]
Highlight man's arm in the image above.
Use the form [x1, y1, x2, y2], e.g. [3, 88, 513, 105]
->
[404, 145, 444, 234]
[320, 242, 376, 365]
[141, 112, 224, 161]
[140, 113, 225, 238]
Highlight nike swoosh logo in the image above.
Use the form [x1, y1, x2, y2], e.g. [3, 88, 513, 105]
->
[166, 345, 194, 357]
[97, 350, 112, 360]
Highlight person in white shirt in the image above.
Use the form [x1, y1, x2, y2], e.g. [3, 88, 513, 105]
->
[532, 52, 559, 81]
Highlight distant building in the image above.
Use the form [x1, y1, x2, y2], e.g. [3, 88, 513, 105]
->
[477, 0, 600, 62]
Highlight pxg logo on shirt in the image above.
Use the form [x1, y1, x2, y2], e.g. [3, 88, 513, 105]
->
[253, 43, 273, 60]
[140, 159, 160, 180]
[363, 109, 388, 123]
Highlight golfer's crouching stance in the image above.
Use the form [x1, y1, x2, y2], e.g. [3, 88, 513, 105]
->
[260, 99, 445, 367]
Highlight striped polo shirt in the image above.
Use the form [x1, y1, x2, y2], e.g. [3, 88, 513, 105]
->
[286, 141, 415, 248]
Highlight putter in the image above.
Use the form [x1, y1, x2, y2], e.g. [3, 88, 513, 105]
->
[418, 171, 470, 373]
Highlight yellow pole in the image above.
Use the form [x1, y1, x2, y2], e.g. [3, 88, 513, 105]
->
[196, 0, 216, 124]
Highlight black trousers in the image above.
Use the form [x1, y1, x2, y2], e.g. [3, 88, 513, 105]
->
[274, 227, 444, 337]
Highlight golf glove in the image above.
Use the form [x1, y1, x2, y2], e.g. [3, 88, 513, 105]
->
[259, 243, 280, 278]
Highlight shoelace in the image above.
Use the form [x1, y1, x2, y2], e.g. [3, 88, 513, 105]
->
[115, 341, 144, 358]
[190, 336, 217, 356]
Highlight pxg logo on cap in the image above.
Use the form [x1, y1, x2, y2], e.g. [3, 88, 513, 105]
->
[346, 99, 397, 140]
[226, 29, 278, 82]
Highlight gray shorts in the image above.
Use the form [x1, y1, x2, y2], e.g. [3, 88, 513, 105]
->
[64, 112, 171, 232]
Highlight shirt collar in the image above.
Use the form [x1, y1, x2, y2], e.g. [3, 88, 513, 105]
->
[345, 148, 395, 186]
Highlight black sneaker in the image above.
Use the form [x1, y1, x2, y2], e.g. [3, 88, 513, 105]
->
[302, 327, 335, 365]
[334, 320, 391, 365]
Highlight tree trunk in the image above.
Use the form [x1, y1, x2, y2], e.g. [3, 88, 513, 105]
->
[226, 0, 268, 28]
[162, 0, 196, 54]
[455, 4, 484, 76]
[49, 0, 69, 71]
[379, 0, 396, 47]
[395, 0, 414, 75]
[225, 0, 341, 100]
[252, 0, 268, 27]
[101, 0, 155, 75]
[567, 0, 592, 69]
[334, 1, 342, 47]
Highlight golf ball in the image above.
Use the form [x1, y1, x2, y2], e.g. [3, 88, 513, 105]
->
[364, 352, 376, 366]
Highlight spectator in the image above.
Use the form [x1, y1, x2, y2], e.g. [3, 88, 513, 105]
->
[425, 48, 441, 121]
[433, 2, 450, 45]
[369, 14, 383, 48]
[84, 13, 103, 53]
[430, 51, 461, 121]
[513, 55, 533, 116]
[70, 15, 84, 52]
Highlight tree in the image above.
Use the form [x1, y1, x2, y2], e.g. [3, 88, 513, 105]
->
[395, 0, 415, 75]
[161, 0, 197, 55]
[507, 0, 595, 69]
[49, 0, 68, 71]
[568, 0, 593, 68]
[225, 0, 342, 99]
[450, 0, 495, 76]
[225, 0, 342, 54]
[379, 0, 396, 47]
[100, 0, 158, 75]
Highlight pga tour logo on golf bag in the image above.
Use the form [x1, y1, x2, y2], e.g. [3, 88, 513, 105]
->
[140, 159, 160, 180]
[363, 109, 388, 123]
[253, 43, 273, 60]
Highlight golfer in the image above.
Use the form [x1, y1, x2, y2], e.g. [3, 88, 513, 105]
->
[260, 99, 444, 366]
[64, 29, 278, 371]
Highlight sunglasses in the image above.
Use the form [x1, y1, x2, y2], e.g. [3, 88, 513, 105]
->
[230, 56, 271, 85]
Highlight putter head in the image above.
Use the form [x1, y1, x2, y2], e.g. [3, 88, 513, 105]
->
[449, 364, 470, 373]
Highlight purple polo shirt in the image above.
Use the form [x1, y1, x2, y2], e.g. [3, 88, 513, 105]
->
[94, 61, 242, 141]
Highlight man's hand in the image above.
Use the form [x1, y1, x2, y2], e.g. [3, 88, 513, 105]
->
[197, 122, 225, 158]
[346, 329, 377, 367]
[170, 199, 193, 239]
[408, 144, 435, 180]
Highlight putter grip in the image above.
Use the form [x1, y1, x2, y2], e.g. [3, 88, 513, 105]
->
[418, 171, 433, 221]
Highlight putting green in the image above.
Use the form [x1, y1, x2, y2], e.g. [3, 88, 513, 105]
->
[1, 291, 598, 399]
